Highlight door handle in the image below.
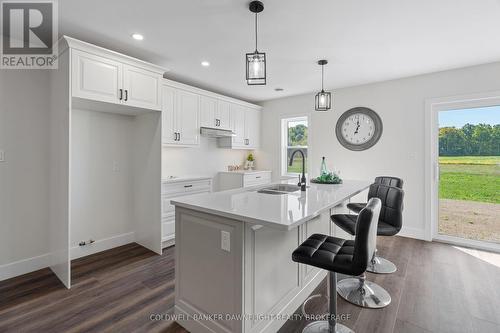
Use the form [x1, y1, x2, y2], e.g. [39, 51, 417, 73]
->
[119, 89, 123, 100]
[124, 90, 128, 101]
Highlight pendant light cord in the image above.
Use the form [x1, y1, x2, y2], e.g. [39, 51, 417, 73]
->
[255, 13, 258, 52]
[321, 64, 324, 91]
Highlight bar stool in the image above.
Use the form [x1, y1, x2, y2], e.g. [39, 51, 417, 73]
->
[292, 198, 382, 333]
[346, 176, 403, 214]
[331, 184, 404, 283]
[341, 182, 404, 274]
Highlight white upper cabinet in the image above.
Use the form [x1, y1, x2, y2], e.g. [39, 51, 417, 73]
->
[218, 104, 261, 150]
[199, 96, 231, 131]
[231, 104, 247, 147]
[217, 100, 231, 130]
[200, 95, 218, 128]
[161, 85, 200, 146]
[245, 109, 261, 149]
[176, 89, 200, 145]
[70, 43, 164, 111]
[161, 85, 177, 144]
[72, 50, 122, 104]
[123, 65, 161, 110]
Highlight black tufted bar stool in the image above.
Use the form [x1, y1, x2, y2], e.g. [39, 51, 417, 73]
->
[340, 182, 404, 274]
[292, 198, 382, 333]
[346, 176, 403, 214]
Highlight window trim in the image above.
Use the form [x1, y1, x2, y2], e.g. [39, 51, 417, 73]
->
[280, 115, 310, 178]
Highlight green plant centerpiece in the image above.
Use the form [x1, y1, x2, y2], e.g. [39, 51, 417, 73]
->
[247, 153, 254, 161]
[311, 157, 343, 184]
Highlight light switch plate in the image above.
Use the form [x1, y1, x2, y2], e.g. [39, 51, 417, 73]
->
[0, 150, 4, 162]
[221, 230, 230, 252]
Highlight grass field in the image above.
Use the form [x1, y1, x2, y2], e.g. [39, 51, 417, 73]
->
[439, 156, 499, 204]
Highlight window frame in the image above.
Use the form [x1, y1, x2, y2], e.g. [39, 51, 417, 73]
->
[280, 115, 310, 178]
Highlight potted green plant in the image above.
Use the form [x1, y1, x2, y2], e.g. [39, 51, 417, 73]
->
[245, 153, 255, 170]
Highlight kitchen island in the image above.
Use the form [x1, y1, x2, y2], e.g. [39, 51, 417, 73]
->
[171, 180, 371, 333]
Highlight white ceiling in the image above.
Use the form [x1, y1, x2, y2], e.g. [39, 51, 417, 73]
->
[60, 0, 500, 103]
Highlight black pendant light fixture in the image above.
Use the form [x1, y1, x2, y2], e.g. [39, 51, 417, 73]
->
[246, 1, 266, 85]
[315, 60, 332, 111]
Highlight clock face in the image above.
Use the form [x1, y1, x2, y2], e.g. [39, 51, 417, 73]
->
[341, 113, 375, 145]
[335, 107, 383, 151]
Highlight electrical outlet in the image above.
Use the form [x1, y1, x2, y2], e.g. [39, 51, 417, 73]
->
[221, 230, 230, 252]
[0, 150, 4, 162]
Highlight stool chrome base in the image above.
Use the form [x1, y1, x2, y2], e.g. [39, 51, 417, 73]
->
[302, 320, 354, 333]
[301, 294, 329, 316]
[367, 255, 396, 274]
[337, 277, 391, 308]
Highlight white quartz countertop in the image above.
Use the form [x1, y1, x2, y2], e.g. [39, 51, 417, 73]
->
[162, 175, 212, 184]
[171, 179, 371, 230]
[218, 170, 271, 175]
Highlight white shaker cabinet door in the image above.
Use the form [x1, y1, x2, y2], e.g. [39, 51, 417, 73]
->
[199, 95, 218, 128]
[71, 50, 122, 105]
[123, 65, 161, 110]
[245, 109, 261, 149]
[161, 86, 177, 144]
[231, 103, 246, 147]
[176, 89, 200, 145]
[217, 100, 232, 130]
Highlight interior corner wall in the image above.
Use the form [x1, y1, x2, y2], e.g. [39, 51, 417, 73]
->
[258, 61, 500, 240]
[0, 70, 51, 267]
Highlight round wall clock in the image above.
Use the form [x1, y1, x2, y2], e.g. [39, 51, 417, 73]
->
[335, 107, 383, 151]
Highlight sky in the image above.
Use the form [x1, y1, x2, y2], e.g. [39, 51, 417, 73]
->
[439, 105, 500, 128]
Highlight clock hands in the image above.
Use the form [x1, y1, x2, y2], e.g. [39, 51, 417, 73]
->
[354, 120, 360, 135]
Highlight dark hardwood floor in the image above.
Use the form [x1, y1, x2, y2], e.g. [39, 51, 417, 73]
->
[1, 237, 499, 333]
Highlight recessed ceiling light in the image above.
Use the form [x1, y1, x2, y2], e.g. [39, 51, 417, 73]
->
[201, 61, 210, 67]
[275, 88, 284, 91]
[131, 33, 144, 41]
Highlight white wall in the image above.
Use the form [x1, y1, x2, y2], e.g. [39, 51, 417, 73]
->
[0, 70, 51, 266]
[71, 109, 135, 248]
[162, 138, 252, 189]
[259, 61, 500, 240]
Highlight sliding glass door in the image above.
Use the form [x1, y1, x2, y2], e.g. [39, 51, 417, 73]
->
[437, 106, 499, 245]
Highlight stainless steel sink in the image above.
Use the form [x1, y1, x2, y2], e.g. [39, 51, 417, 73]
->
[257, 184, 301, 194]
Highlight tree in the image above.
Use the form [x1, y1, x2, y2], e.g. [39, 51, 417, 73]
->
[438, 123, 499, 156]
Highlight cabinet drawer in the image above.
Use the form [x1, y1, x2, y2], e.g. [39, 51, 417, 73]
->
[243, 173, 271, 187]
[161, 179, 211, 195]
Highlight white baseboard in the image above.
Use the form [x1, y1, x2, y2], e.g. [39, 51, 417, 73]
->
[70, 232, 135, 260]
[399, 226, 427, 241]
[0, 253, 51, 281]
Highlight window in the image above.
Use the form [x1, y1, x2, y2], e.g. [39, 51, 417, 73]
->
[281, 116, 308, 176]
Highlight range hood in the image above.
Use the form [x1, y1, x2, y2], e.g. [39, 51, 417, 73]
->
[200, 127, 236, 138]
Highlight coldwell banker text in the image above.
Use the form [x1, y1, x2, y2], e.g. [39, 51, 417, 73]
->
[1, 0, 58, 69]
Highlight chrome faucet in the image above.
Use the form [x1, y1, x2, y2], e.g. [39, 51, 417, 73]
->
[289, 149, 307, 191]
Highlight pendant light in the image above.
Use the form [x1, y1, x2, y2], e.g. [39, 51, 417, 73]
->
[315, 60, 332, 111]
[246, 1, 266, 85]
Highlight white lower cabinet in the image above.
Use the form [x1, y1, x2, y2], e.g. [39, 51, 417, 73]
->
[161, 177, 212, 247]
[218, 171, 272, 191]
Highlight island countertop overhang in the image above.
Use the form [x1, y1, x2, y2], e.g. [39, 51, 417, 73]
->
[170, 179, 371, 231]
